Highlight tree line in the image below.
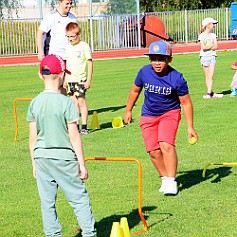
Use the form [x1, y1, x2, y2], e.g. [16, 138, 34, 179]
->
[1, 0, 236, 19]
[140, 0, 236, 12]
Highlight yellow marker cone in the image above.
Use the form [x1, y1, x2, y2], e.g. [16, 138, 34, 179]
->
[110, 222, 124, 237]
[112, 117, 124, 128]
[90, 111, 100, 130]
[120, 217, 131, 237]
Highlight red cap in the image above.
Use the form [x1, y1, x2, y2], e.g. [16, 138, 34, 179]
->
[40, 54, 71, 75]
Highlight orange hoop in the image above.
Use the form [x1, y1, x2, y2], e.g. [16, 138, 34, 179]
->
[85, 157, 148, 235]
[13, 98, 32, 142]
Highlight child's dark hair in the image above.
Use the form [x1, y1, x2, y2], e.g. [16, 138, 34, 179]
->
[66, 22, 81, 33]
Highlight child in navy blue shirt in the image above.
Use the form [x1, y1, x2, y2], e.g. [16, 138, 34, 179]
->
[124, 40, 198, 196]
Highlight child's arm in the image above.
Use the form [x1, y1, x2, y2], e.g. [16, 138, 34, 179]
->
[84, 59, 93, 89]
[200, 37, 217, 51]
[68, 121, 88, 180]
[29, 121, 37, 178]
[231, 63, 237, 70]
[179, 94, 198, 141]
[211, 37, 218, 50]
[36, 29, 45, 61]
[124, 84, 142, 124]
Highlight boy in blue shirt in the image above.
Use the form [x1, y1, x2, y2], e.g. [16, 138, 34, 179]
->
[124, 40, 198, 195]
[27, 54, 96, 237]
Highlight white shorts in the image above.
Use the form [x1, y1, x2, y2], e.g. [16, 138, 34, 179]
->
[200, 56, 216, 67]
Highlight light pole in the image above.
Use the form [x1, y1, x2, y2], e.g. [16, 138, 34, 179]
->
[136, 0, 141, 48]
[38, 0, 43, 19]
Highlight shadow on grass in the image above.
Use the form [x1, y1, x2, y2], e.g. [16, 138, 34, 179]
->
[73, 206, 170, 237]
[89, 105, 126, 116]
[220, 89, 231, 95]
[88, 105, 126, 132]
[176, 166, 232, 192]
[88, 122, 114, 132]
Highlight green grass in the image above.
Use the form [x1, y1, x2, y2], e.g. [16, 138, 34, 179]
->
[1, 50, 237, 237]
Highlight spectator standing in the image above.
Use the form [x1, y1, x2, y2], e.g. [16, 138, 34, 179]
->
[36, 0, 77, 61]
[198, 17, 223, 99]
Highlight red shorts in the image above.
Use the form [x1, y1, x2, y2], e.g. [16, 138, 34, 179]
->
[140, 109, 181, 152]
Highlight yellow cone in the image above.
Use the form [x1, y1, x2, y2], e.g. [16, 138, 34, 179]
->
[120, 217, 131, 237]
[110, 222, 124, 237]
[90, 111, 100, 130]
[112, 117, 124, 128]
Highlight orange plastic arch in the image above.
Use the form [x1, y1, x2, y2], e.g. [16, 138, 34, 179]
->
[13, 98, 32, 142]
[85, 157, 148, 235]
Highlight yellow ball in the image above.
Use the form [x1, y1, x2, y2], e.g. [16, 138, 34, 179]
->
[189, 137, 197, 145]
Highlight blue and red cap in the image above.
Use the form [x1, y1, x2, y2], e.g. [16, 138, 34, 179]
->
[144, 40, 172, 57]
[40, 54, 71, 75]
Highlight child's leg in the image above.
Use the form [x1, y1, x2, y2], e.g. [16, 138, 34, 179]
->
[35, 159, 62, 237]
[70, 95, 80, 115]
[55, 159, 97, 237]
[203, 64, 215, 94]
[149, 144, 178, 178]
[78, 96, 88, 128]
[140, 110, 180, 195]
[149, 149, 167, 176]
[159, 142, 178, 178]
[157, 110, 180, 195]
[231, 71, 237, 88]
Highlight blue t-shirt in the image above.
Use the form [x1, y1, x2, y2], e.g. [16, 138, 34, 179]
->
[135, 65, 189, 116]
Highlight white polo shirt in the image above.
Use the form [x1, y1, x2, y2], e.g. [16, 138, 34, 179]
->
[39, 10, 77, 60]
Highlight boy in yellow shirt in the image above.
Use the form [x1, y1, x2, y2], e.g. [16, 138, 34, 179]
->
[65, 22, 93, 134]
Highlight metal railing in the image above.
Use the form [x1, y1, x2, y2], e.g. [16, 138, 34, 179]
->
[0, 8, 232, 56]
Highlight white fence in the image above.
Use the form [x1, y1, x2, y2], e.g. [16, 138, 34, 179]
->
[0, 8, 234, 56]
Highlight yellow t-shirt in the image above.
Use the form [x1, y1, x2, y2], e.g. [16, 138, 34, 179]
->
[65, 41, 92, 83]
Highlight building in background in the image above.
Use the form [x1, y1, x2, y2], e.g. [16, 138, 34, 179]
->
[5, 0, 107, 19]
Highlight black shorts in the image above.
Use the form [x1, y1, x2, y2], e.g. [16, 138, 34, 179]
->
[67, 82, 86, 97]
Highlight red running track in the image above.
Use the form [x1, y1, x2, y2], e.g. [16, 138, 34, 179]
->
[0, 40, 236, 66]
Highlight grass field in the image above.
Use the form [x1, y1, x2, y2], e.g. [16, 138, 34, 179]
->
[1, 51, 237, 237]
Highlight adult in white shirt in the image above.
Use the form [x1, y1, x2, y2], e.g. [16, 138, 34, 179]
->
[36, 0, 77, 61]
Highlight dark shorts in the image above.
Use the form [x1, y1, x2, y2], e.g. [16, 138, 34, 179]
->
[67, 82, 86, 97]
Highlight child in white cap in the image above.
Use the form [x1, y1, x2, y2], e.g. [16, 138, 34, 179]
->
[27, 54, 97, 237]
[124, 40, 198, 196]
[198, 17, 223, 99]
[229, 61, 237, 97]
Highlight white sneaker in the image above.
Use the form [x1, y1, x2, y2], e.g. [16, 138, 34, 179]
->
[203, 94, 211, 99]
[164, 179, 178, 196]
[159, 177, 167, 192]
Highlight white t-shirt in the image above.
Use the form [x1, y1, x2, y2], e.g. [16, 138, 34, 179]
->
[65, 41, 92, 83]
[39, 10, 77, 60]
[198, 32, 217, 57]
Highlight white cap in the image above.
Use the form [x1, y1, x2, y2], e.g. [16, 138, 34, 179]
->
[202, 17, 218, 28]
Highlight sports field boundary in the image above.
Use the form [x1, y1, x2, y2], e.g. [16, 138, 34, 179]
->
[0, 40, 236, 66]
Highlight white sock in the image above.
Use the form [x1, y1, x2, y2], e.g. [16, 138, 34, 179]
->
[161, 176, 167, 181]
[167, 177, 175, 182]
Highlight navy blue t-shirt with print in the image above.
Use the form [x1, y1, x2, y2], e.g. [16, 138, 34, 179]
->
[135, 65, 189, 116]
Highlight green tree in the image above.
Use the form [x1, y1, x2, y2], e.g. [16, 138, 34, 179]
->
[105, 0, 138, 14]
[0, 0, 21, 19]
[139, 0, 236, 12]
